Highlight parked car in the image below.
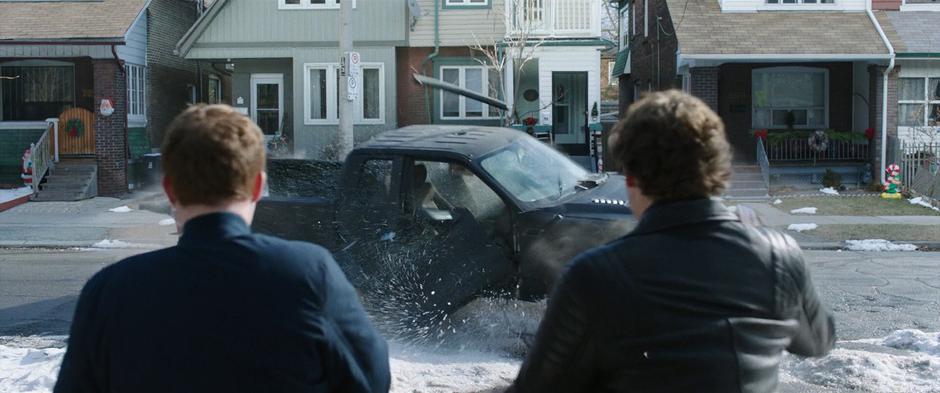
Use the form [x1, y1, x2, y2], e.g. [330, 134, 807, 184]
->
[253, 125, 635, 321]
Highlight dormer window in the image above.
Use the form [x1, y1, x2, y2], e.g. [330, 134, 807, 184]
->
[766, 0, 835, 3]
[279, 0, 355, 10]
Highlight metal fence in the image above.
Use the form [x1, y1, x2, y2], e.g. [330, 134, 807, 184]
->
[896, 140, 940, 201]
[765, 137, 870, 162]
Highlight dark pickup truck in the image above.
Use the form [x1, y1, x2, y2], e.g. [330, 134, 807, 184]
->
[254, 125, 635, 321]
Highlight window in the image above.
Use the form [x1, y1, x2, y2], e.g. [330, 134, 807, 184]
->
[752, 67, 828, 128]
[0, 62, 74, 121]
[899, 77, 940, 128]
[303, 62, 385, 125]
[125, 64, 146, 122]
[444, 0, 489, 7]
[619, 6, 629, 49]
[278, 0, 355, 10]
[765, 0, 835, 3]
[607, 62, 618, 86]
[208, 75, 222, 104]
[412, 160, 506, 237]
[439, 65, 501, 120]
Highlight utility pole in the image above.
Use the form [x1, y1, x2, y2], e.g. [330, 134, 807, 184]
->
[337, 0, 355, 160]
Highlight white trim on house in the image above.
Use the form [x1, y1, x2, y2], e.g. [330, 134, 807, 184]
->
[719, 0, 867, 12]
[249, 73, 284, 136]
[445, 0, 490, 6]
[302, 62, 385, 125]
[439, 65, 501, 120]
[277, 0, 356, 10]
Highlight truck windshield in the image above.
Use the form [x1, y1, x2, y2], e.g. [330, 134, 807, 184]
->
[480, 137, 590, 205]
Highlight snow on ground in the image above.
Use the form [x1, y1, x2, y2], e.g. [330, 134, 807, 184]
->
[107, 206, 133, 213]
[773, 199, 783, 205]
[2, 325, 939, 393]
[791, 207, 818, 215]
[90, 239, 158, 249]
[0, 187, 32, 205]
[158, 218, 175, 226]
[845, 239, 918, 252]
[788, 223, 819, 232]
[820, 187, 840, 195]
[909, 197, 940, 213]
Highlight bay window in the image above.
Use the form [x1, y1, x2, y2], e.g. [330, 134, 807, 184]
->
[899, 77, 940, 128]
[439, 65, 501, 120]
[303, 62, 384, 125]
[752, 67, 828, 129]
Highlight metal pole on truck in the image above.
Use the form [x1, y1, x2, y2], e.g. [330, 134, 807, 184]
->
[337, 0, 355, 160]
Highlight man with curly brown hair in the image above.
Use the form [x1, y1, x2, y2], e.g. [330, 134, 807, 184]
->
[509, 90, 835, 393]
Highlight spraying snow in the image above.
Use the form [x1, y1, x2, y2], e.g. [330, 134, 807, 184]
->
[788, 223, 819, 233]
[107, 206, 133, 213]
[158, 218, 176, 226]
[790, 207, 818, 215]
[844, 240, 918, 252]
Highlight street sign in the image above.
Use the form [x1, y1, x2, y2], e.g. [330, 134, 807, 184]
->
[346, 75, 358, 101]
[346, 51, 361, 77]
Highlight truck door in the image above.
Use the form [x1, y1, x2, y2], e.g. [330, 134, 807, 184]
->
[398, 159, 514, 315]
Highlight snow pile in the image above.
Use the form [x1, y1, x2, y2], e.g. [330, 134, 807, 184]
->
[787, 223, 818, 232]
[773, 199, 783, 205]
[908, 197, 940, 213]
[790, 207, 818, 215]
[0, 336, 65, 393]
[845, 239, 918, 252]
[107, 205, 133, 213]
[874, 329, 940, 356]
[158, 218, 176, 226]
[390, 347, 517, 393]
[820, 187, 840, 195]
[0, 186, 32, 204]
[91, 239, 158, 249]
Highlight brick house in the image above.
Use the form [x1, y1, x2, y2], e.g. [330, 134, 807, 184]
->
[614, 0, 903, 187]
[0, 0, 223, 199]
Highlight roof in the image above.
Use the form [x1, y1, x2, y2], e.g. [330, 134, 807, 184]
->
[611, 48, 630, 77]
[0, 0, 149, 42]
[176, 0, 227, 56]
[666, 0, 890, 58]
[875, 11, 940, 54]
[357, 125, 524, 160]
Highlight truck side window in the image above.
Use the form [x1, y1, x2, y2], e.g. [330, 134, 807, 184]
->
[356, 159, 394, 206]
[413, 160, 508, 237]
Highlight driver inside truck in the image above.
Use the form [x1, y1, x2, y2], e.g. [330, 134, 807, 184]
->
[412, 163, 452, 213]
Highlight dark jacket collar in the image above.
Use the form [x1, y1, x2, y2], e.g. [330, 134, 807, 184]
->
[629, 198, 738, 237]
[178, 212, 251, 246]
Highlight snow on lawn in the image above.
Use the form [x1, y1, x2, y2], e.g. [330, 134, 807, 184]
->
[0, 186, 32, 204]
[788, 223, 818, 232]
[790, 207, 818, 215]
[3, 330, 940, 393]
[107, 205, 133, 213]
[773, 199, 783, 205]
[158, 218, 176, 226]
[820, 187, 840, 195]
[908, 197, 940, 213]
[845, 239, 918, 252]
[91, 239, 158, 249]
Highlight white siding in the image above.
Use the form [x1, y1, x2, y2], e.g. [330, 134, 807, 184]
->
[533, 46, 602, 125]
[117, 12, 148, 66]
[410, 0, 506, 47]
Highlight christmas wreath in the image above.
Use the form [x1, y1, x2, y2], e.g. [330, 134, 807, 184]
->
[808, 130, 829, 153]
[66, 119, 85, 138]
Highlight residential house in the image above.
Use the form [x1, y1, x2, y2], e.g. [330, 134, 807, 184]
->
[0, 0, 218, 199]
[616, 0, 896, 188]
[401, 0, 613, 164]
[874, 1, 940, 148]
[176, 0, 407, 157]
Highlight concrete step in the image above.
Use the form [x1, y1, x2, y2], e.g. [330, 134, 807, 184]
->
[52, 166, 96, 174]
[731, 180, 767, 189]
[731, 173, 764, 182]
[732, 166, 762, 174]
[34, 162, 97, 201]
[32, 191, 90, 202]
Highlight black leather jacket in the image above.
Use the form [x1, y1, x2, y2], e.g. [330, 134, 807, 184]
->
[509, 198, 836, 393]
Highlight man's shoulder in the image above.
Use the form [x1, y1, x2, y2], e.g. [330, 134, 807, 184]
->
[245, 233, 339, 278]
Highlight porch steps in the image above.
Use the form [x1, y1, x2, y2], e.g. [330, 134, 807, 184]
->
[724, 164, 770, 201]
[32, 160, 97, 202]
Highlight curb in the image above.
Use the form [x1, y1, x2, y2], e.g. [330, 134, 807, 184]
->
[798, 241, 940, 251]
[0, 240, 169, 250]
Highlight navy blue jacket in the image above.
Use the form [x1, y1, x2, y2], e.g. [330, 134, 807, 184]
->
[55, 212, 390, 393]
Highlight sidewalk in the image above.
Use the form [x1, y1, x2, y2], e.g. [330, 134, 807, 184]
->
[0, 192, 177, 249]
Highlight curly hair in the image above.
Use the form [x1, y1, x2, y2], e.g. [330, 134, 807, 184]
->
[609, 90, 731, 200]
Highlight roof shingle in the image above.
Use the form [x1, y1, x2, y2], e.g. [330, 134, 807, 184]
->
[877, 11, 940, 54]
[666, 0, 889, 56]
[0, 0, 148, 41]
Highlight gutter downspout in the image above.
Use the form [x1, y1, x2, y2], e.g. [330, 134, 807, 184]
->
[866, 1, 895, 184]
[111, 45, 130, 186]
[420, 0, 440, 124]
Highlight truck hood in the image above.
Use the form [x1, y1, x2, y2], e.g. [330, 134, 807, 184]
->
[549, 174, 632, 218]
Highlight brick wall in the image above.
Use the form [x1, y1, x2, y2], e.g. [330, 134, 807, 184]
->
[626, 0, 679, 92]
[690, 67, 719, 111]
[869, 65, 899, 173]
[396, 47, 478, 127]
[93, 59, 128, 196]
[147, 0, 199, 147]
[872, 0, 901, 10]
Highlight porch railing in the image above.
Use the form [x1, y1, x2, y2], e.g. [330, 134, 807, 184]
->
[507, 0, 600, 38]
[30, 125, 52, 193]
[755, 138, 771, 188]
[764, 137, 871, 162]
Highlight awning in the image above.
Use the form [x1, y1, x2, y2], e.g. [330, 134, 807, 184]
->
[611, 48, 630, 77]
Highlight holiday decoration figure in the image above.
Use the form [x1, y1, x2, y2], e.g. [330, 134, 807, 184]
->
[21, 148, 33, 189]
[881, 163, 902, 199]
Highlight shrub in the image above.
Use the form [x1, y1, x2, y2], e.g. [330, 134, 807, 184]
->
[822, 169, 843, 189]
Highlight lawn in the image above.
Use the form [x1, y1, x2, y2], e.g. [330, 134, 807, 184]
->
[810, 224, 940, 242]
[773, 196, 940, 216]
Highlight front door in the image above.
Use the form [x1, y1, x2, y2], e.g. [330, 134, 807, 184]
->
[250, 74, 283, 140]
[552, 72, 588, 155]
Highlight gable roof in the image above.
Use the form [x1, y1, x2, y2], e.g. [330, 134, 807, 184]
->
[175, 0, 228, 57]
[666, 0, 890, 58]
[0, 0, 149, 42]
[876, 11, 940, 54]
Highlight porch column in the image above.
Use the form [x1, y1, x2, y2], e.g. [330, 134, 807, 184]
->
[689, 67, 719, 112]
[868, 65, 898, 177]
[93, 59, 128, 197]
